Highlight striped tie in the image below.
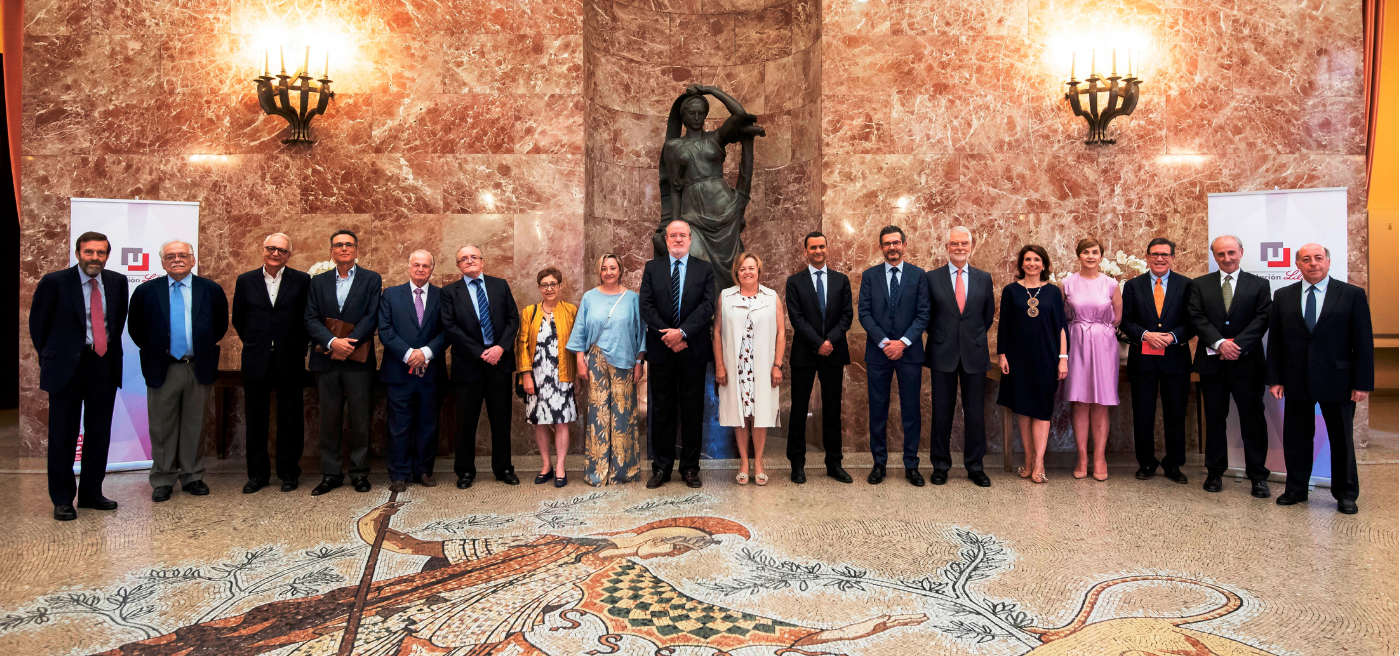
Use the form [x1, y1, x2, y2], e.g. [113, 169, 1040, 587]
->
[472, 278, 494, 345]
[671, 260, 682, 325]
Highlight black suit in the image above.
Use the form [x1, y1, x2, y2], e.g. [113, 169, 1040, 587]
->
[1266, 278, 1374, 501]
[638, 255, 717, 476]
[232, 266, 311, 483]
[1187, 270, 1271, 481]
[924, 264, 995, 473]
[442, 274, 520, 478]
[785, 266, 853, 471]
[304, 266, 382, 479]
[1120, 271, 1194, 472]
[29, 266, 128, 507]
[379, 282, 446, 482]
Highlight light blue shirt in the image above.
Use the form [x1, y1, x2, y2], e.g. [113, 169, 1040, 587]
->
[169, 276, 193, 353]
[78, 269, 107, 346]
[463, 273, 486, 320]
[880, 261, 911, 347]
[1143, 270, 1173, 342]
[334, 265, 357, 311]
[668, 254, 689, 337]
[1302, 276, 1330, 316]
[566, 288, 646, 370]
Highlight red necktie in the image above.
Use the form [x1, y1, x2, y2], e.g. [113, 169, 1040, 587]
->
[90, 280, 107, 357]
[955, 268, 966, 313]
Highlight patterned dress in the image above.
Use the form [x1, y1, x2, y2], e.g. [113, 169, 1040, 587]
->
[525, 313, 577, 424]
[736, 296, 758, 418]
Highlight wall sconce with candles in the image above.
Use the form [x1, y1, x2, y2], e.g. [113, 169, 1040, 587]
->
[1064, 49, 1141, 145]
[254, 46, 334, 145]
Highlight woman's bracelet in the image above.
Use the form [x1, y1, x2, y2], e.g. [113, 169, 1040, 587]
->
[1058, 354, 1068, 359]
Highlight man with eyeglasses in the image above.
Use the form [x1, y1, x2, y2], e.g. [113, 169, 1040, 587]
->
[442, 245, 522, 488]
[30, 232, 129, 520]
[129, 240, 229, 503]
[1121, 237, 1194, 485]
[232, 233, 312, 494]
[304, 230, 383, 495]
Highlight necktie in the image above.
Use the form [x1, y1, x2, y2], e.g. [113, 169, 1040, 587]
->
[814, 270, 826, 320]
[414, 288, 425, 325]
[671, 260, 682, 325]
[888, 267, 901, 318]
[1221, 275, 1233, 313]
[955, 268, 966, 313]
[89, 279, 106, 357]
[1305, 285, 1317, 332]
[170, 279, 189, 360]
[1153, 277, 1164, 317]
[472, 279, 495, 345]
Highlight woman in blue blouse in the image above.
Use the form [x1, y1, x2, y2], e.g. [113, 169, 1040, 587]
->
[565, 254, 647, 486]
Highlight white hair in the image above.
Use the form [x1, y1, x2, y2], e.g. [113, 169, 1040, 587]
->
[160, 240, 194, 256]
[1210, 235, 1243, 253]
[408, 249, 435, 267]
[665, 219, 691, 235]
[947, 226, 973, 243]
[263, 233, 292, 250]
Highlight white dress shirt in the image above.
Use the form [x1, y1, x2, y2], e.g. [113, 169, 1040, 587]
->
[1301, 276, 1329, 317]
[78, 269, 108, 346]
[1210, 270, 1237, 351]
[807, 265, 829, 309]
[263, 265, 284, 306]
[879, 261, 911, 348]
[170, 275, 194, 353]
[404, 280, 434, 363]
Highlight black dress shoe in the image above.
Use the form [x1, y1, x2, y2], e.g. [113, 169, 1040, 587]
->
[183, 480, 210, 496]
[828, 467, 853, 484]
[243, 478, 269, 494]
[1134, 466, 1156, 480]
[554, 475, 568, 488]
[1202, 474, 1223, 493]
[906, 469, 925, 487]
[534, 470, 556, 485]
[456, 474, 474, 489]
[311, 478, 343, 496]
[54, 505, 77, 521]
[682, 470, 702, 488]
[1338, 499, 1358, 515]
[646, 471, 670, 489]
[1276, 491, 1308, 506]
[1164, 469, 1189, 484]
[77, 496, 118, 510]
[498, 471, 520, 486]
[281, 480, 299, 492]
[968, 470, 992, 487]
[389, 480, 407, 493]
[152, 486, 174, 502]
[790, 467, 807, 484]
[1250, 479, 1271, 499]
[929, 469, 948, 486]
[352, 477, 372, 492]
[867, 465, 886, 485]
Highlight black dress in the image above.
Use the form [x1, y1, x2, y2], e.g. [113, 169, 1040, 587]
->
[996, 282, 1066, 421]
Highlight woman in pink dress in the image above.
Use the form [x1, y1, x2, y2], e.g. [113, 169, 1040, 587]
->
[1060, 238, 1123, 481]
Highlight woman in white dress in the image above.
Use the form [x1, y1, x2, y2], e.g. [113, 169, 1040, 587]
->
[713, 253, 786, 486]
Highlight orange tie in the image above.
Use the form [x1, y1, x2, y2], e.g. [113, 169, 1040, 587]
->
[955, 268, 966, 313]
[1153, 277, 1164, 317]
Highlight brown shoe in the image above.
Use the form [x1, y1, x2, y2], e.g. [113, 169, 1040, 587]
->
[389, 480, 407, 493]
[415, 474, 437, 487]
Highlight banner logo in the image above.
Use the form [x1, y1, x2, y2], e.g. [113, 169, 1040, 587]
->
[1259, 242, 1290, 268]
[121, 247, 150, 271]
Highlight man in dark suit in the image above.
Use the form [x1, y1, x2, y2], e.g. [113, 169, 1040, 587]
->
[304, 229, 382, 496]
[128, 240, 229, 503]
[232, 233, 311, 494]
[1187, 235, 1272, 498]
[924, 226, 995, 488]
[639, 219, 717, 489]
[1120, 237, 1194, 484]
[442, 244, 521, 488]
[379, 250, 446, 493]
[858, 225, 930, 486]
[785, 231, 853, 485]
[1267, 243, 1373, 514]
[29, 232, 128, 521]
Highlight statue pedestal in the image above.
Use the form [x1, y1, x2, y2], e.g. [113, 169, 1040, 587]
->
[646, 362, 737, 464]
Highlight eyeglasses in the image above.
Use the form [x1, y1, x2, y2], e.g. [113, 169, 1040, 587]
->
[1146, 252, 1173, 259]
[162, 253, 192, 261]
[539, 282, 559, 289]
[264, 246, 290, 256]
[457, 255, 484, 264]
[332, 242, 357, 250]
[881, 240, 904, 247]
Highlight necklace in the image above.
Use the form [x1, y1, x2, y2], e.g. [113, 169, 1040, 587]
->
[1025, 283, 1044, 317]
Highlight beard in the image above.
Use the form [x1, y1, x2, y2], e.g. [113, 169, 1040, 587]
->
[80, 259, 104, 276]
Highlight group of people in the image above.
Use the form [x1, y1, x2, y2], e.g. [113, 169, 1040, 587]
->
[30, 220, 1374, 522]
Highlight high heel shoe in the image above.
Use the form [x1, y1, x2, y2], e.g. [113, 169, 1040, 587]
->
[736, 472, 749, 485]
[1017, 466, 1031, 479]
[534, 470, 555, 485]
[755, 472, 768, 486]
[1032, 470, 1047, 484]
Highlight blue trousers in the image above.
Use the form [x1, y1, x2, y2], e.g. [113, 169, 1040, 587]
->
[386, 374, 439, 481]
[867, 358, 923, 469]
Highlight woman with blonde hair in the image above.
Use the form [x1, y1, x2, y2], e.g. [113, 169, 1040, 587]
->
[1060, 237, 1123, 481]
[713, 253, 786, 485]
[516, 267, 578, 487]
[566, 254, 647, 486]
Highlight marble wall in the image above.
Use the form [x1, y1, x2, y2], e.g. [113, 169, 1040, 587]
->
[18, 0, 1368, 458]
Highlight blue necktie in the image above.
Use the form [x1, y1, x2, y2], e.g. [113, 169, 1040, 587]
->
[814, 270, 826, 320]
[671, 260, 682, 325]
[170, 279, 189, 359]
[888, 267, 901, 318]
[472, 279, 495, 345]
[1305, 285, 1317, 333]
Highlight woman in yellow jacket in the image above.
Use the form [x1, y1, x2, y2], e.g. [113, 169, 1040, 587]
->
[515, 267, 578, 487]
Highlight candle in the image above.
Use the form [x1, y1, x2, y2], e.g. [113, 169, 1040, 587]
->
[324, 51, 329, 78]
[1127, 51, 1132, 77]
[1112, 49, 1116, 75]
[279, 46, 285, 74]
[1071, 52, 1076, 80]
[303, 46, 310, 77]
[263, 50, 269, 76]
[1090, 50, 1095, 78]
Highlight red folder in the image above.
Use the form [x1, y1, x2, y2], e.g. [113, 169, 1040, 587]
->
[1141, 340, 1165, 356]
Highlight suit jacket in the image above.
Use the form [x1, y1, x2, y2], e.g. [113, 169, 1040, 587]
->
[232, 266, 311, 380]
[1266, 278, 1374, 403]
[304, 267, 382, 372]
[638, 256, 717, 365]
[1120, 271, 1194, 374]
[923, 264, 994, 373]
[441, 274, 520, 382]
[858, 262, 930, 365]
[785, 268, 853, 368]
[128, 274, 229, 388]
[29, 266, 129, 393]
[1187, 270, 1270, 378]
[378, 282, 446, 385]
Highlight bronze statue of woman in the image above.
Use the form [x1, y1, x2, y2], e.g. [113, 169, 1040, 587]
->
[654, 84, 765, 284]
